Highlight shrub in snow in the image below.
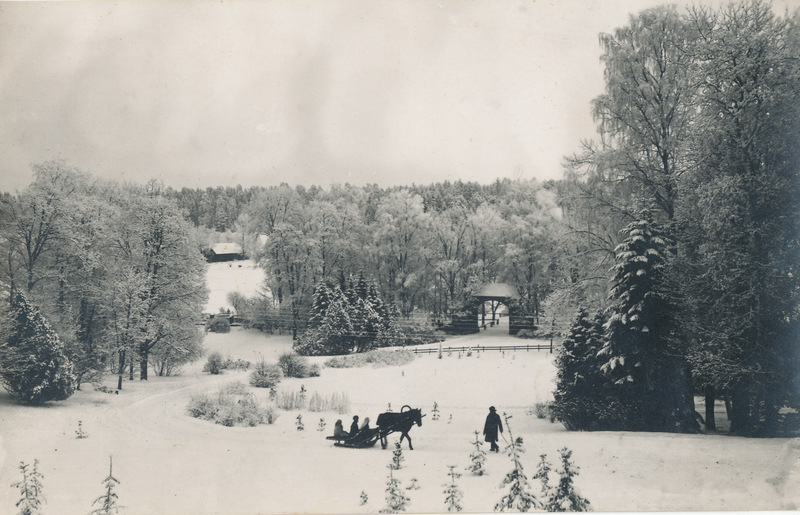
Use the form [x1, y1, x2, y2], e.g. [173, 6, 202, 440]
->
[432, 402, 440, 421]
[203, 352, 225, 375]
[544, 448, 590, 512]
[91, 457, 123, 515]
[442, 465, 463, 512]
[307, 391, 351, 414]
[466, 431, 487, 476]
[324, 349, 415, 368]
[249, 360, 282, 389]
[360, 491, 369, 505]
[0, 289, 75, 404]
[206, 316, 231, 333]
[187, 391, 277, 427]
[380, 464, 409, 513]
[278, 352, 310, 378]
[12, 459, 45, 515]
[533, 454, 553, 498]
[495, 414, 542, 512]
[296, 414, 305, 431]
[317, 418, 326, 431]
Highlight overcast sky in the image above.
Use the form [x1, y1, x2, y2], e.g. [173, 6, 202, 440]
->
[0, 0, 797, 192]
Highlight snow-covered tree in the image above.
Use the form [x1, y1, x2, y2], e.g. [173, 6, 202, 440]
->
[533, 453, 553, 499]
[598, 211, 696, 432]
[392, 441, 405, 470]
[552, 309, 608, 430]
[0, 289, 75, 404]
[466, 430, 487, 476]
[442, 465, 463, 512]
[11, 459, 45, 515]
[380, 464, 409, 513]
[544, 448, 590, 512]
[91, 456, 123, 515]
[495, 414, 542, 512]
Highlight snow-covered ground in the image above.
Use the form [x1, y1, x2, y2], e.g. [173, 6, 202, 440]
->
[204, 260, 267, 315]
[1, 324, 799, 514]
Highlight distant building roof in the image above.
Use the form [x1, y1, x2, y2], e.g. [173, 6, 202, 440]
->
[211, 243, 243, 255]
[475, 283, 520, 300]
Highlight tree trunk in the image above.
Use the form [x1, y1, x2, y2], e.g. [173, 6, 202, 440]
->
[117, 349, 126, 390]
[129, 355, 134, 381]
[704, 385, 716, 432]
[140, 351, 149, 381]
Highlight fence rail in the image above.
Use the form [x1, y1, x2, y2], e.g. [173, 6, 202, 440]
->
[409, 343, 552, 354]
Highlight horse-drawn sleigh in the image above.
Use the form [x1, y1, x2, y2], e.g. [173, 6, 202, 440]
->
[327, 405, 424, 450]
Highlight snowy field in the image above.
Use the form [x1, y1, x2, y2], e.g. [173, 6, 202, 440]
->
[1, 324, 799, 514]
[204, 260, 266, 315]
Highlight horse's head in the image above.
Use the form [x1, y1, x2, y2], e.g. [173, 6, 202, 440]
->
[413, 408, 423, 427]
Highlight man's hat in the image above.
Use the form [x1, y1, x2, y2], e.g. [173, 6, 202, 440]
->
[489, 406, 496, 412]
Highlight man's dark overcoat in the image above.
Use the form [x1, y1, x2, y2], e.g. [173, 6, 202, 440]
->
[483, 411, 503, 443]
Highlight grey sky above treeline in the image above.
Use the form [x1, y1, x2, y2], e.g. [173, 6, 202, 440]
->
[0, 0, 796, 192]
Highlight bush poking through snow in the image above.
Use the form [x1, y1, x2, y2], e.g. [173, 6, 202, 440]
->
[307, 391, 351, 414]
[443, 465, 463, 512]
[249, 360, 282, 388]
[90, 456, 123, 515]
[278, 352, 311, 378]
[360, 491, 369, 505]
[467, 430, 488, 476]
[205, 316, 231, 333]
[203, 352, 224, 374]
[187, 391, 277, 427]
[76, 420, 89, 439]
[532, 402, 554, 420]
[12, 459, 45, 515]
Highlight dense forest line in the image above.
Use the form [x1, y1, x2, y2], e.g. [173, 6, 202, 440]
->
[0, 0, 797, 438]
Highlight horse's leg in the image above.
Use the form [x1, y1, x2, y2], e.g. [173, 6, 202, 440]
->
[380, 430, 387, 450]
[400, 431, 413, 450]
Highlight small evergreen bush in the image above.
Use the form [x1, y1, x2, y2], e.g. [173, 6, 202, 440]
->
[250, 360, 282, 388]
[203, 352, 225, 374]
[12, 459, 45, 515]
[206, 316, 231, 333]
[278, 352, 310, 378]
[187, 391, 277, 427]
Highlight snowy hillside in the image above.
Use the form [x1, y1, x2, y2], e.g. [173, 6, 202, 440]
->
[204, 260, 267, 315]
[1, 326, 798, 514]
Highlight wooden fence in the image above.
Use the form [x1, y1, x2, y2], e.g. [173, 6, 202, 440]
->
[409, 343, 553, 354]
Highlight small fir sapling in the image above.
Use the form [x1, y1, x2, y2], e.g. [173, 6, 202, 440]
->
[442, 465, 464, 512]
[392, 441, 405, 470]
[467, 430, 488, 476]
[12, 459, 45, 515]
[432, 402, 440, 421]
[76, 420, 89, 439]
[533, 454, 553, 498]
[495, 413, 542, 512]
[91, 456, 124, 515]
[317, 418, 326, 432]
[544, 448, 590, 512]
[296, 414, 305, 431]
[448, 414, 453, 424]
[387, 402, 393, 412]
[269, 386, 277, 401]
[380, 464, 410, 513]
[360, 491, 369, 505]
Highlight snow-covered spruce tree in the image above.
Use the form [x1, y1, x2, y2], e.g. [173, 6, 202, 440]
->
[392, 441, 405, 470]
[552, 309, 609, 430]
[545, 448, 590, 512]
[442, 465, 463, 512]
[466, 430, 487, 476]
[0, 289, 75, 404]
[380, 464, 409, 513]
[598, 210, 696, 432]
[12, 459, 45, 515]
[294, 282, 353, 356]
[91, 456, 123, 515]
[495, 414, 541, 512]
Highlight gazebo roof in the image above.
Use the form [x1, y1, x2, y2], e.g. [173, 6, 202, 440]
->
[475, 282, 520, 300]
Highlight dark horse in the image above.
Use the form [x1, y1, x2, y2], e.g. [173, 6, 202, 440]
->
[376, 405, 424, 450]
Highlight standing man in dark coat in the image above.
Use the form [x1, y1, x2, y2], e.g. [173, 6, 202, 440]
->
[483, 406, 503, 452]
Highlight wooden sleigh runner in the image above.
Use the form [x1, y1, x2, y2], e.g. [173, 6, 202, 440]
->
[326, 405, 424, 450]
